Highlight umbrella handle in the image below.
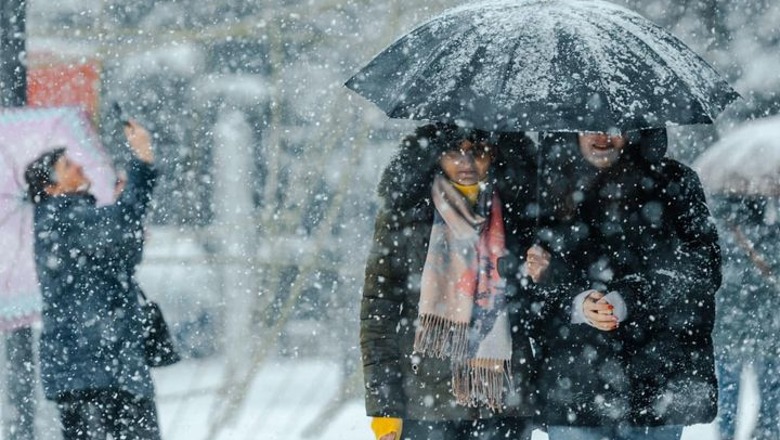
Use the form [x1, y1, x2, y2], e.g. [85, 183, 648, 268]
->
[535, 137, 544, 231]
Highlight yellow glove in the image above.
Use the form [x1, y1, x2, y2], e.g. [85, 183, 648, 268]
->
[371, 417, 403, 440]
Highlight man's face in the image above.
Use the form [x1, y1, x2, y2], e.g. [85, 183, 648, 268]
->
[48, 155, 91, 195]
[578, 131, 627, 169]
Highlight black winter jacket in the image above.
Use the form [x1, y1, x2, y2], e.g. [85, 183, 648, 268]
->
[535, 132, 721, 427]
[33, 158, 157, 400]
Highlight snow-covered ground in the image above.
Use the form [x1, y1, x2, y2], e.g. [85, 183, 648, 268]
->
[154, 357, 369, 440]
[153, 357, 760, 440]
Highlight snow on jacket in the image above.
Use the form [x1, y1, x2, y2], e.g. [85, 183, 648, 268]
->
[33, 158, 157, 400]
[534, 130, 722, 427]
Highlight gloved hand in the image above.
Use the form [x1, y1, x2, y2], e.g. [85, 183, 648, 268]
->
[371, 417, 403, 440]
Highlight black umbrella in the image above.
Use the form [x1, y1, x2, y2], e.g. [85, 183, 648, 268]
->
[345, 0, 740, 132]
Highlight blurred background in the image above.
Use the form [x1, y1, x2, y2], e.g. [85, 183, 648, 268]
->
[0, 0, 777, 438]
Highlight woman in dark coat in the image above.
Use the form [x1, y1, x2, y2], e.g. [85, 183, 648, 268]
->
[360, 123, 540, 440]
[530, 129, 721, 440]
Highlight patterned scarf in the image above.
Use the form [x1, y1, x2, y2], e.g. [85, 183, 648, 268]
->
[414, 174, 512, 411]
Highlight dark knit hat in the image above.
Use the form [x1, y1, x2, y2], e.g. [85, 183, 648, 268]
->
[24, 148, 66, 203]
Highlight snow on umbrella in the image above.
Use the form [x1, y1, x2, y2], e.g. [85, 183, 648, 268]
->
[0, 107, 116, 331]
[345, 0, 740, 132]
[694, 115, 780, 196]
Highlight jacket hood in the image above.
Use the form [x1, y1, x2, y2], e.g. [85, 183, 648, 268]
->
[535, 128, 669, 224]
[378, 124, 536, 211]
[377, 125, 443, 211]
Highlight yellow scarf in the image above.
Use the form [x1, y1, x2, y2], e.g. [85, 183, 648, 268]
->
[451, 181, 480, 204]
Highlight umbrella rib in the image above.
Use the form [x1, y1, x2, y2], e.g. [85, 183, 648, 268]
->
[559, 7, 626, 129]
[610, 19, 703, 119]
[601, 11, 728, 123]
[383, 23, 476, 116]
[493, 12, 542, 125]
[547, 20, 620, 130]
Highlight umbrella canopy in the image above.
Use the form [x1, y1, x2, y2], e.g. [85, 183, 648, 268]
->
[0, 107, 116, 331]
[346, 0, 740, 132]
[694, 116, 780, 196]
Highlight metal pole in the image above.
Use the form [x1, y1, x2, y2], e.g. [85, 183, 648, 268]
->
[0, 1, 37, 439]
[0, 0, 27, 107]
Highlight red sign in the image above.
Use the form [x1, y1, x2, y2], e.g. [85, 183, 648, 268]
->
[27, 61, 101, 118]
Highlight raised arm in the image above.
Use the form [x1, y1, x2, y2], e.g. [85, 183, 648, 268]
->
[67, 120, 157, 256]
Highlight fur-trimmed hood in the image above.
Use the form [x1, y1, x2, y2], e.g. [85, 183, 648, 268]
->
[377, 124, 537, 212]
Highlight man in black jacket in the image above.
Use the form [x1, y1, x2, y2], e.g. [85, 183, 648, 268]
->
[25, 120, 161, 440]
[529, 129, 721, 440]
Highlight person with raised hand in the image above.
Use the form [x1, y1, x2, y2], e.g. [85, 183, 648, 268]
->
[25, 119, 162, 440]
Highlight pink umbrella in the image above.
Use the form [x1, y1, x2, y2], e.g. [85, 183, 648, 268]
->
[0, 107, 116, 331]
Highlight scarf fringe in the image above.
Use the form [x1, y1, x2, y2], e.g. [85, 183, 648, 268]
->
[452, 359, 511, 412]
[414, 314, 469, 362]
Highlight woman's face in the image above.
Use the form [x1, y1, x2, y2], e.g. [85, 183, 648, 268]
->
[578, 131, 627, 169]
[49, 154, 91, 195]
[439, 139, 493, 185]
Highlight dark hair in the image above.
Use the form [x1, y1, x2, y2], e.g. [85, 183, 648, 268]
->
[24, 148, 66, 203]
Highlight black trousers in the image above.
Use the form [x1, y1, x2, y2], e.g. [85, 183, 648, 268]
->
[402, 417, 533, 440]
[56, 389, 161, 440]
